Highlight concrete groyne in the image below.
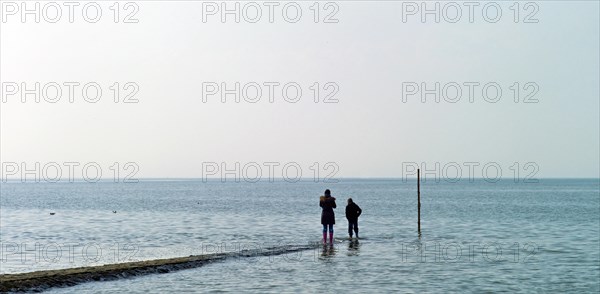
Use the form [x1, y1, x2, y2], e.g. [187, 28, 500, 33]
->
[1, 244, 315, 292]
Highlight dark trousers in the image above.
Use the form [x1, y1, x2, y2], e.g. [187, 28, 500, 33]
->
[347, 219, 358, 236]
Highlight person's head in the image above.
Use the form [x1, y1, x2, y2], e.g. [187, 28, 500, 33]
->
[348, 198, 353, 204]
[324, 189, 331, 197]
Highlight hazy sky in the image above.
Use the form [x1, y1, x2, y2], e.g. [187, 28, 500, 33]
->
[1, 1, 599, 179]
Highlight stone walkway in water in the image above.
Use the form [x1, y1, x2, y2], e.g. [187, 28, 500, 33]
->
[0, 244, 316, 292]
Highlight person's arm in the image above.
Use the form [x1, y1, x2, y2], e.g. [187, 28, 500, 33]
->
[357, 205, 362, 217]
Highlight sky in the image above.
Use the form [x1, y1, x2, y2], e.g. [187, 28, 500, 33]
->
[1, 1, 599, 179]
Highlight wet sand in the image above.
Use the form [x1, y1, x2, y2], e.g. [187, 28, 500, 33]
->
[0, 244, 314, 292]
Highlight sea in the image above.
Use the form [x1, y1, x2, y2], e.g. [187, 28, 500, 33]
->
[1, 178, 599, 293]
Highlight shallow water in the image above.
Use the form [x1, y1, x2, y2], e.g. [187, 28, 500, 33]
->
[1, 179, 599, 292]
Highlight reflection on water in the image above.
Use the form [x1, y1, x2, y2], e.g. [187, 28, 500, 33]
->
[347, 240, 360, 256]
[319, 244, 337, 259]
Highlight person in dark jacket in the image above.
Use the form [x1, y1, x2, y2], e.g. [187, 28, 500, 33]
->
[319, 189, 337, 245]
[345, 198, 362, 239]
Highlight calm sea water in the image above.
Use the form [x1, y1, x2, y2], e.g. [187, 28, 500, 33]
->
[1, 179, 599, 292]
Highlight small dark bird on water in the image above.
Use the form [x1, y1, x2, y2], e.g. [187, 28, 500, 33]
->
[49, 212, 55, 215]
[112, 211, 117, 213]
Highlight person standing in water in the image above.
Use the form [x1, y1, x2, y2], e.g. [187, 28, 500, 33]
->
[320, 189, 337, 245]
[345, 198, 362, 239]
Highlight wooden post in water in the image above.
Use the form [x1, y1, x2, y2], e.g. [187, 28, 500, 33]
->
[417, 168, 421, 234]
